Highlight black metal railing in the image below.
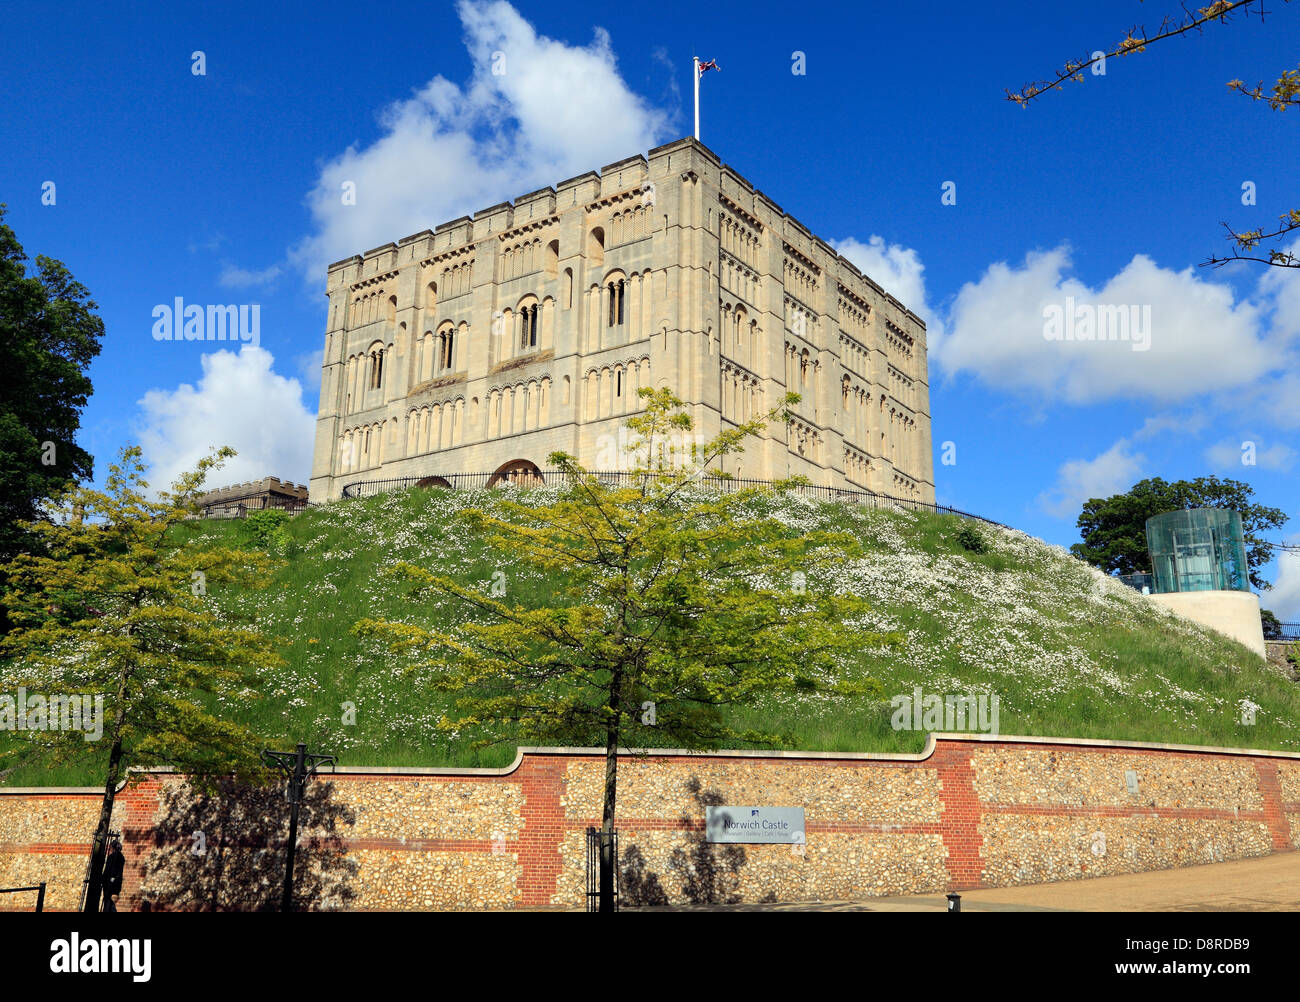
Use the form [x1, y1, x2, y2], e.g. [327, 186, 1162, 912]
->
[340, 470, 1006, 528]
[0, 882, 46, 912]
[197, 495, 312, 520]
[1274, 623, 1300, 642]
[585, 827, 619, 913]
[1116, 572, 1154, 593]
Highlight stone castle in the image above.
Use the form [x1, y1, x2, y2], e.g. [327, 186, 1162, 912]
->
[308, 137, 934, 502]
[195, 477, 309, 517]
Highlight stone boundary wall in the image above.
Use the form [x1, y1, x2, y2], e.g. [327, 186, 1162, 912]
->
[2, 734, 1297, 911]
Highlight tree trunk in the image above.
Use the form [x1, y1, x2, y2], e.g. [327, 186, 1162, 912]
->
[84, 661, 129, 913]
[83, 733, 123, 913]
[599, 667, 623, 912]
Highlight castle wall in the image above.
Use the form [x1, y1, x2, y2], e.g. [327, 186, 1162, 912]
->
[4, 735, 1295, 911]
[309, 138, 934, 504]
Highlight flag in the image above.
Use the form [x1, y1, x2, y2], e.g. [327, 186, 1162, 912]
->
[698, 58, 721, 76]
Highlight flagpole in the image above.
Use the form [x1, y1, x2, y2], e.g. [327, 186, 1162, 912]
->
[693, 56, 700, 140]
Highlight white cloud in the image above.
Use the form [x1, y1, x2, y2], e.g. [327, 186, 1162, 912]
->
[1257, 241, 1300, 343]
[136, 347, 316, 494]
[1133, 412, 1208, 440]
[287, 0, 671, 281]
[1264, 540, 1300, 621]
[1038, 438, 1146, 518]
[938, 247, 1271, 404]
[294, 348, 324, 393]
[1205, 436, 1297, 472]
[833, 235, 938, 333]
[219, 263, 282, 289]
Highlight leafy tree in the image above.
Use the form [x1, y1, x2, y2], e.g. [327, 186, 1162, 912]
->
[1070, 476, 1288, 589]
[0, 446, 282, 912]
[355, 388, 891, 906]
[1261, 608, 1283, 640]
[1006, 0, 1299, 269]
[0, 203, 104, 625]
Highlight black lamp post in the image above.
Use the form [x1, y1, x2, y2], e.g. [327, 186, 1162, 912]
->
[261, 742, 335, 913]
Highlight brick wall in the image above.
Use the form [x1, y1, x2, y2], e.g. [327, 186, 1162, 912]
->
[2, 734, 1296, 910]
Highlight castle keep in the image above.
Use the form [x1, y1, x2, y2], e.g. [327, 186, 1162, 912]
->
[309, 138, 934, 502]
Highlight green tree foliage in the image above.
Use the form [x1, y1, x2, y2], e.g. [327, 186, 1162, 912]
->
[0, 204, 103, 569]
[1071, 476, 1288, 589]
[0, 446, 282, 910]
[1261, 608, 1283, 640]
[356, 388, 891, 841]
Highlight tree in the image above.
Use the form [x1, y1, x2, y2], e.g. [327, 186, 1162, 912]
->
[1261, 608, 1283, 640]
[0, 204, 104, 595]
[0, 446, 282, 912]
[1006, 0, 1299, 269]
[355, 388, 890, 908]
[1070, 476, 1288, 589]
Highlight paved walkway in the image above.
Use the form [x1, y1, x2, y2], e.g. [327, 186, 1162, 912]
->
[627, 852, 1300, 911]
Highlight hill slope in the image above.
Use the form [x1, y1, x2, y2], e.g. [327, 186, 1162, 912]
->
[6, 486, 1297, 785]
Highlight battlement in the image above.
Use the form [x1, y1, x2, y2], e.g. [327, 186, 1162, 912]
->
[196, 477, 309, 507]
[324, 138, 928, 333]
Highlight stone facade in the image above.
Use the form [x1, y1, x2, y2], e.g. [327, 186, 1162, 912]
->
[4, 735, 1298, 911]
[195, 476, 309, 517]
[309, 137, 934, 503]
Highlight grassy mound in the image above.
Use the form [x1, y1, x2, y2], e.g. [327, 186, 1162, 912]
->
[5, 486, 1296, 786]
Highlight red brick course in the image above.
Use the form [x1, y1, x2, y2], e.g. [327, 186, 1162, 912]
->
[4, 736, 1297, 909]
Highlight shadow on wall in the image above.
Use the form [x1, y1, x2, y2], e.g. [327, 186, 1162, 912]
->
[137, 778, 358, 912]
[622, 776, 765, 907]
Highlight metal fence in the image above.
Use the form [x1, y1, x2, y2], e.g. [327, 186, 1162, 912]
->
[340, 470, 1007, 528]
[585, 827, 619, 913]
[1117, 572, 1154, 594]
[1273, 623, 1300, 643]
[0, 883, 45, 912]
[198, 495, 312, 520]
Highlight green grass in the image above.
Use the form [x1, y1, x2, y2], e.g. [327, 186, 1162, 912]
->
[5, 485, 1298, 786]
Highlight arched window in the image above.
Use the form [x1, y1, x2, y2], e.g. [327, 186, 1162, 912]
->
[588, 227, 605, 268]
[437, 325, 455, 371]
[519, 301, 539, 349]
[563, 267, 573, 310]
[606, 279, 625, 327]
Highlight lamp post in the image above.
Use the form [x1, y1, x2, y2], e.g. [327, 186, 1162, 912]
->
[261, 742, 335, 913]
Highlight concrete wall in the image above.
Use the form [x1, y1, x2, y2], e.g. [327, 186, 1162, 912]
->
[3, 734, 1296, 911]
[1149, 590, 1267, 658]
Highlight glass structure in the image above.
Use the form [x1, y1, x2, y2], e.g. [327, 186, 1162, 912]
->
[1145, 508, 1250, 594]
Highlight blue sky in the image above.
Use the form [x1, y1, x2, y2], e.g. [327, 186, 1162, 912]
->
[2, 0, 1298, 613]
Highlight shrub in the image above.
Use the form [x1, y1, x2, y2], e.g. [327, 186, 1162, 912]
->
[955, 521, 989, 555]
[242, 510, 291, 553]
